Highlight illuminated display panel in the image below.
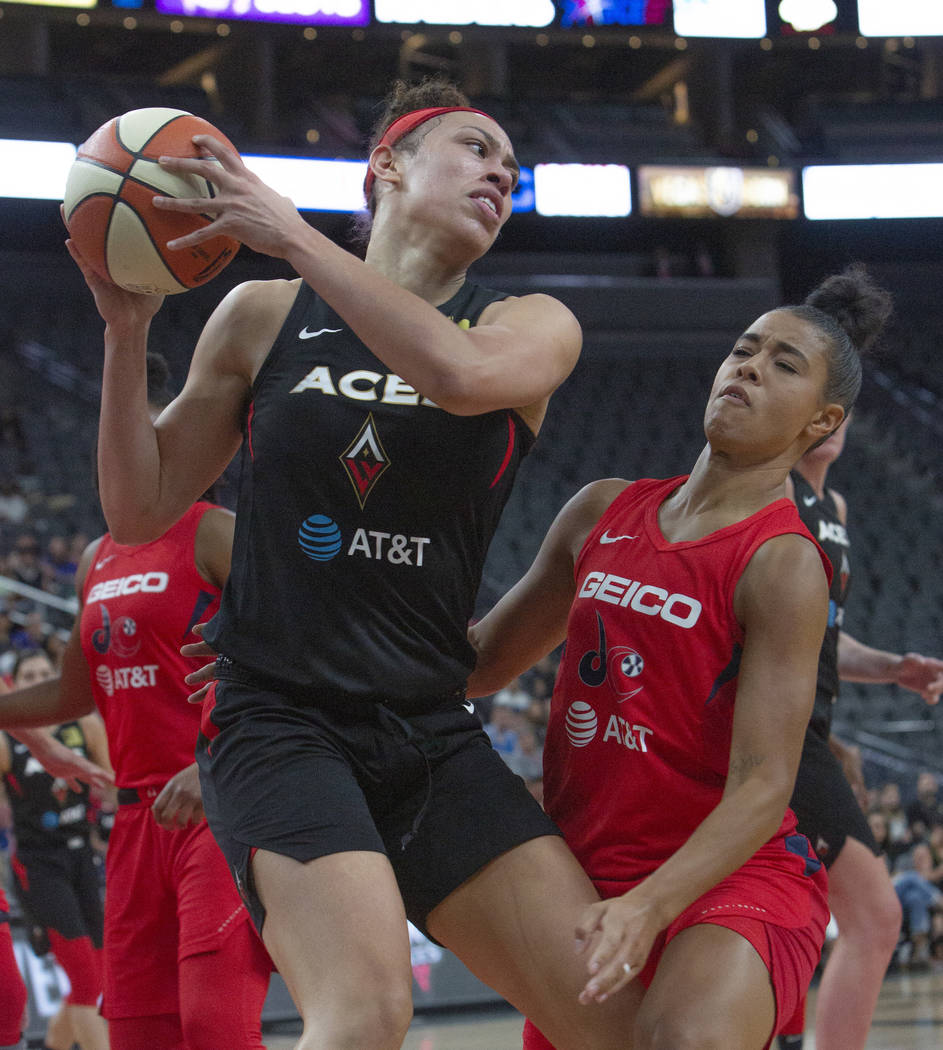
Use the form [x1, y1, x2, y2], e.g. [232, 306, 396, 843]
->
[857, 0, 943, 37]
[374, 0, 555, 26]
[0, 0, 97, 7]
[558, 0, 670, 27]
[154, 0, 369, 25]
[638, 165, 798, 218]
[672, 0, 766, 38]
[803, 164, 943, 220]
[534, 163, 632, 216]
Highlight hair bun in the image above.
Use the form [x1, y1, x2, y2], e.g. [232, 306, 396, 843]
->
[803, 263, 893, 354]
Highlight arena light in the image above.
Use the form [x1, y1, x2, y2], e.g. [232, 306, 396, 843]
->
[534, 163, 631, 217]
[857, 0, 943, 37]
[0, 139, 77, 200]
[778, 0, 836, 33]
[155, 0, 369, 24]
[802, 164, 943, 219]
[374, 0, 555, 26]
[242, 156, 368, 212]
[673, 0, 766, 38]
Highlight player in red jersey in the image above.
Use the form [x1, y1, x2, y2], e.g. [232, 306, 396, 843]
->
[1, 649, 110, 1050]
[0, 356, 271, 1050]
[465, 267, 893, 1049]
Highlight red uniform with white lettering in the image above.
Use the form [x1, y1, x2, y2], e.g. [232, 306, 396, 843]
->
[81, 503, 217, 792]
[526, 477, 831, 1049]
[79, 504, 270, 1039]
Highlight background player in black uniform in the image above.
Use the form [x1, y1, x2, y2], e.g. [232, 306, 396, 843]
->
[0, 649, 110, 1050]
[64, 78, 655, 1050]
[779, 400, 943, 1050]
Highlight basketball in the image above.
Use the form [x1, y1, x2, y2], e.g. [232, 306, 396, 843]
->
[63, 107, 240, 295]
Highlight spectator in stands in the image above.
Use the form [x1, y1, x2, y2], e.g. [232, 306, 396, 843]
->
[0, 477, 28, 525]
[42, 534, 79, 598]
[867, 811, 893, 872]
[892, 842, 942, 970]
[9, 609, 47, 653]
[878, 781, 913, 854]
[493, 675, 532, 714]
[483, 691, 524, 758]
[907, 771, 943, 840]
[7, 531, 43, 589]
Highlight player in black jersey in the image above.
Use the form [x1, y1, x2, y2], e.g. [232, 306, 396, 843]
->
[0, 649, 110, 1050]
[64, 79, 652, 1050]
[778, 401, 943, 1050]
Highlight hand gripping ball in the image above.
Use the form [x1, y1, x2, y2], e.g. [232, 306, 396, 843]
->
[63, 107, 240, 295]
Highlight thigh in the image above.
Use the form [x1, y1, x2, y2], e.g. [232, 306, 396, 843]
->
[11, 851, 88, 938]
[638, 924, 776, 1050]
[382, 729, 560, 933]
[428, 834, 642, 1050]
[251, 848, 412, 1022]
[101, 810, 180, 1020]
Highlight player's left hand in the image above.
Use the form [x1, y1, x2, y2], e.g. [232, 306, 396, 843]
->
[152, 763, 204, 830]
[154, 135, 308, 259]
[180, 621, 218, 704]
[574, 890, 662, 1004]
[895, 653, 943, 704]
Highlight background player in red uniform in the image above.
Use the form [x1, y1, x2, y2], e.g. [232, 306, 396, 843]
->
[466, 267, 892, 1049]
[0, 355, 272, 1050]
[778, 406, 943, 1050]
[61, 76, 674, 1050]
[0, 648, 110, 1050]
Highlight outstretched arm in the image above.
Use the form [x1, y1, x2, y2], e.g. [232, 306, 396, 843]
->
[838, 631, 943, 704]
[574, 533, 829, 1004]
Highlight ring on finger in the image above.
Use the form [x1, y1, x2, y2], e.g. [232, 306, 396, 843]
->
[622, 962, 633, 977]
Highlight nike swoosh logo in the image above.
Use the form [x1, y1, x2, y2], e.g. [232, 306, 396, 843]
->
[463, 700, 475, 714]
[803, 495, 816, 506]
[95, 555, 117, 569]
[599, 531, 638, 544]
[298, 326, 343, 340]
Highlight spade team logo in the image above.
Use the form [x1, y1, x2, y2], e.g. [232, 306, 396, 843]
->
[340, 414, 390, 509]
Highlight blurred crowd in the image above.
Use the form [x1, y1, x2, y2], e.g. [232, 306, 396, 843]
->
[866, 773, 943, 970]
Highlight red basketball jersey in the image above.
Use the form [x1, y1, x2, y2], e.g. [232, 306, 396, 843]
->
[80, 503, 222, 790]
[543, 477, 831, 921]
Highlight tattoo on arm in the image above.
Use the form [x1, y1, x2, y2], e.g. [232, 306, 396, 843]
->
[728, 752, 767, 786]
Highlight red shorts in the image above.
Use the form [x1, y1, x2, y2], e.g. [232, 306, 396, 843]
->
[102, 800, 251, 1019]
[523, 853, 828, 1050]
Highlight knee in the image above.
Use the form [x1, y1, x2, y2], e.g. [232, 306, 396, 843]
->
[298, 979, 413, 1050]
[635, 1011, 733, 1050]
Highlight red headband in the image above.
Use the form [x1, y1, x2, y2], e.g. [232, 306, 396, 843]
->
[363, 106, 494, 200]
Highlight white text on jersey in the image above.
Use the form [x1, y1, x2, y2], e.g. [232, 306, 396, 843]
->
[578, 571, 702, 629]
[87, 572, 169, 604]
[290, 366, 439, 408]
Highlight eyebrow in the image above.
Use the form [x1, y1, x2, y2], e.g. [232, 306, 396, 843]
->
[739, 332, 809, 363]
[460, 124, 521, 181]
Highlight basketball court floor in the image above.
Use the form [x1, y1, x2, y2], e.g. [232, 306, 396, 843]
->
[264, 968, 943, 1049]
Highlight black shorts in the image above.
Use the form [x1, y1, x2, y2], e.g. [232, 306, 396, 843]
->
[789, 725, 879, 869]
[196, 674, 560, 937]
[10, 844, 104, 946]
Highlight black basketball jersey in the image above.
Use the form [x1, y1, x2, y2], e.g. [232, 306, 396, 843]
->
[204, 280, 533, 707]
[3, 723, 93, 853]
[792, 470, 851, 730]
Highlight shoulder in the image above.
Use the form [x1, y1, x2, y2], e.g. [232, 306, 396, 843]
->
[550, 479, 633, 560]
[736, 532, 829, 625]
[74, 536, 105, 600]
[193, 278, 303, 383]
